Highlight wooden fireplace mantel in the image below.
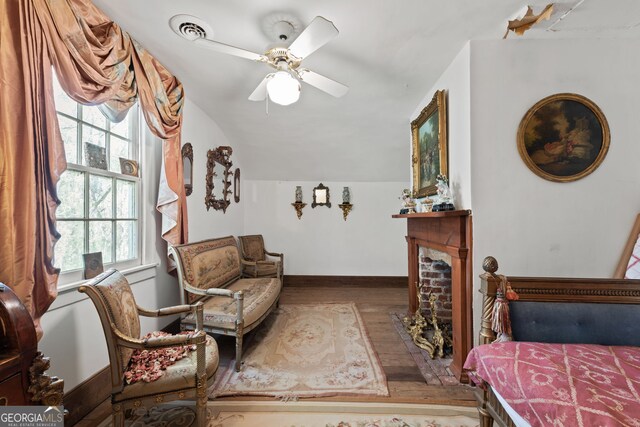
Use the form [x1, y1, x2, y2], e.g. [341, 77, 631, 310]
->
[392, 209, 473, 382]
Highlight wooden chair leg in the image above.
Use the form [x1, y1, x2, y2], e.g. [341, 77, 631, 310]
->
[196, 391, 207, 427]
[235, 334, 243, 371]
[112, 404, 125, 427]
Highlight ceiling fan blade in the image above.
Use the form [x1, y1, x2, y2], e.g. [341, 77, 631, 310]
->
[288, 16, 339, 60]
[298, 69, 348, 98]
[248, 75, 271, 101]
[193, 37, 267, 62]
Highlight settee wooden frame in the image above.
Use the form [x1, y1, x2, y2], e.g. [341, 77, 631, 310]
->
[475, 257, 640, 427]
[169, 237, 282, 372]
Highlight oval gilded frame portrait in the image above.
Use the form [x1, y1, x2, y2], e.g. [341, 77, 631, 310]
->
[517, 93, 610, 182]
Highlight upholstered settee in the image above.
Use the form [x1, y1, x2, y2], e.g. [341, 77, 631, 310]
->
[169, 236, 282, 371]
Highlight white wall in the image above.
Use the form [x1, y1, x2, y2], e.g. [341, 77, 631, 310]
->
[243, 181, 407, 276]
[182, 99, 245, 240]
[467, 39, 640, 341]
[470, 38, 640, 280]
[411, 39, 640, 344]
[411, 43, 472, 209]
[39, 98, 244, 391]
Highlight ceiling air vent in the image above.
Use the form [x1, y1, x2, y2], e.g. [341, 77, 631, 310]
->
[169, 14, 213, 40]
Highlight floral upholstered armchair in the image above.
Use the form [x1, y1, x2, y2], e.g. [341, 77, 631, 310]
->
[79, 269, 219, 427]
[238, 234, 283, 279]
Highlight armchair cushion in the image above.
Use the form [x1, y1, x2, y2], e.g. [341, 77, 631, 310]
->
[118, 334, 218, 401]
[182, 278, 281, 330]
[124, 331, 199, 384]
[242, 263, 279, 278]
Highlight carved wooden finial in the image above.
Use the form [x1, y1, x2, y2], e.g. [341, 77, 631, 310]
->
[483, 256, 499, 274]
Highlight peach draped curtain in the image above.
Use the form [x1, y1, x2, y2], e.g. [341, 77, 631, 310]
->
[0, 0, 188, 339]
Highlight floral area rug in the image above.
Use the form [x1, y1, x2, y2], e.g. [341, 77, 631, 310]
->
[210, 303, 389, 398]
[99, 401, 479, 427]
[211, 411, 479, 427]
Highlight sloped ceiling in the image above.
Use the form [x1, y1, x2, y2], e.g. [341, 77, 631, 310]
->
[92, 0, 640, 181]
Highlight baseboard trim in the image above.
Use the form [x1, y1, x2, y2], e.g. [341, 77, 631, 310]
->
[284, 275, 407, 288]
[63, 365, 110, 426]
[63, 317, 182, 426]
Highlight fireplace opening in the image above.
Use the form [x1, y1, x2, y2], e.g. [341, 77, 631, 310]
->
[419, 248, 453, 333]
[403, 247, 454, 360]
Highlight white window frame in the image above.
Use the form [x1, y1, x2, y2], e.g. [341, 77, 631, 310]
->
[54, 87, 143, 286]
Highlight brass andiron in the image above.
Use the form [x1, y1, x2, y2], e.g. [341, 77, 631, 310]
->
[402, 282, 447, 358]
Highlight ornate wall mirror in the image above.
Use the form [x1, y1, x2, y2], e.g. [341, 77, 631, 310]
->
[233, 168, 240, 203]
[205, 146, 233, 213]
[181, 143, 193, 196]
[312, 183, 331, 208]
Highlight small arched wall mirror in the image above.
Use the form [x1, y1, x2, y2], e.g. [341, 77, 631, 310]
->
[181, 143, 193, 196]
[234, 168, 240, 203]
[312, 183, 331, 208]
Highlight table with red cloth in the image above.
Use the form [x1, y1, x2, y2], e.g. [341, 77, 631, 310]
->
[464, 342, 640, 427]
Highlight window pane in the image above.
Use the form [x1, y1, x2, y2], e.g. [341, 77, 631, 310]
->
[55, 221, 85, 271]
[110, 136, 131, 173]
[57, 170, 85, 218]
[111, 117, 131, 139]
[82, 105, 107, 129]
[116, 220, 137, 261]
[52, 77, 77, 117]
[89, 221, 113, 263]
[82, 125, 106, 167]
[57, 114, 78, 164]
[89, 175, 112, 218]
[116, 180, 136, 218]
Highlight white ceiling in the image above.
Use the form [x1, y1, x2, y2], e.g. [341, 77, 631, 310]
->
[93, 0, 640, 181]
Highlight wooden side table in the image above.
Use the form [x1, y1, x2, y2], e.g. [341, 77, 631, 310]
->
[0, 283, 38, 405]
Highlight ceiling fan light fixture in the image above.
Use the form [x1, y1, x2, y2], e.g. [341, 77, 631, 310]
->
[267, 71, 300, 106]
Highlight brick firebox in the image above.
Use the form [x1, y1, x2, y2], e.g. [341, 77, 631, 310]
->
[419, 251, 453, 324]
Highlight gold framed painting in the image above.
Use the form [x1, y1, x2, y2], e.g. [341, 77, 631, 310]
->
[412, 90, 448, 197]
[517, 93, 610, 182]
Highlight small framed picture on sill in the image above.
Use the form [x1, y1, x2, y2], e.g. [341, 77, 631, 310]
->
[119, 158, 139, 177]
[83, 252, 104, 280]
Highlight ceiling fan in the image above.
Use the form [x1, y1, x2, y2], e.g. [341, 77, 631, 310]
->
[169, 14, 349, 106]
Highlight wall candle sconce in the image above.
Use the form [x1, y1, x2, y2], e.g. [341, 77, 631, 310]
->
[291, 186, 306, 219]
[338, 186, 353, 220]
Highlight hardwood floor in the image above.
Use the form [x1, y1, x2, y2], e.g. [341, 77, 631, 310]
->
[77, 281, 475, 425]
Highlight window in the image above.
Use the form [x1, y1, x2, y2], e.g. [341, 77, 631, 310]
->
[53, 76, 141, 279]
